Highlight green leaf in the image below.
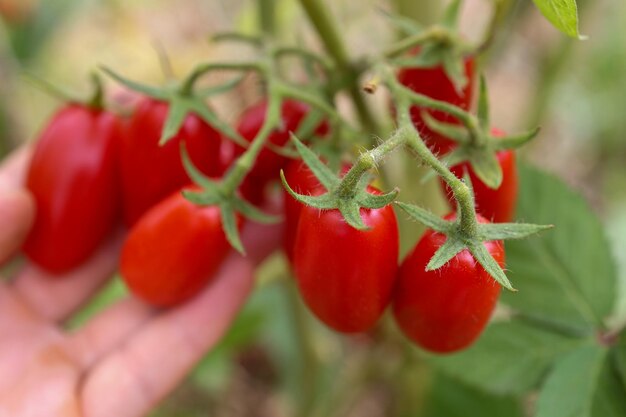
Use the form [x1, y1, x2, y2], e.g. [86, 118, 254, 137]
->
[290, 134, 338, 190]
[395, 201, 451, 232]
[469, 242, 514, 291]
[468, 150, 503, 189]
[532, 0, 586, 39]
[160, 99, 189, 145]
[503, 163, 617, 331]
[534, 344, 625, 417]
[429, 320, 585, 395]
[477, 75, 490, 131]
[426, 237, 466, 270]
[422, 373, 524, 417]
[479, 222, 553, 240]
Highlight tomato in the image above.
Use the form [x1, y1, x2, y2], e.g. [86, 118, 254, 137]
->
[120, 97, 225, 227]
[120, 187, 233, 307]
[393, 214, 504, 353]
[282, 159, 349, 265]
[440, 129, 518, 222]
[293, 187, 399, 333]
[234, 99, 329, 204]
[397, 51, 475, 154]
[23, 104, 122, 274]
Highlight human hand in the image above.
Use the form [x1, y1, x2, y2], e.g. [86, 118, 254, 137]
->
[0, 146, 283, 417]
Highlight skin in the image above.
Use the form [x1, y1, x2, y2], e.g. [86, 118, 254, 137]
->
[393, 214, 504, 354]
[0, 146, 282, 417]
[23, 105, 122, 274]
[120, 97, 225, 227]
[397, 53, 475, 155]
[293, 187, 399, 333]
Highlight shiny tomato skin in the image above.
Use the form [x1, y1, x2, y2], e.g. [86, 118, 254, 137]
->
[120, 187, 232, 307]
[120, 97, 224, 227]
[234, 99, 329, 204]
[293, 187, 399, 333]
[440, 129, 518, 222]
[397, 52, 475, 155]
[393, 214, 504, 353]
[23, 105, 122, 274]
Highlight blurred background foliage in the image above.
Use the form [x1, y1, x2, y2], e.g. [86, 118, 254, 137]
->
[1, 0, 625, 415]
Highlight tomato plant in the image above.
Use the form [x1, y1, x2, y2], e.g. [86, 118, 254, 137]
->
[120, 186, 234, 307]
[293, 186, 399, 333]
[393, 214, 504, 353]
[23, 104, 121, 274]
[120, 97, 225, 227]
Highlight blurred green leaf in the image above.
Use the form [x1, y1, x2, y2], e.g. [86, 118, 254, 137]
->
[532, 0, 586, 39]
[536, 343, 626, 417]
[503, 164, 617, 332]
[66, 276, 128, 330]
[421, 373, 524, 417]
[429, 320, 585, 395]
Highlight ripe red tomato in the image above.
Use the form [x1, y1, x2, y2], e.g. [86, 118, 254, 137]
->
[293, 187, 399, 333]
[393, 214, 504, 353]
[397, 51, 475, 155]
[440, 129, 518, 222]
[120, 187, 233, 307]
[234, 99, 329, 204]
[23, 104, 122, 274]
[120, 97, 225, 227]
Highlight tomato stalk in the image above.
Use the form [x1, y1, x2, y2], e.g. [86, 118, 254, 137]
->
[297, 0, 379, 135]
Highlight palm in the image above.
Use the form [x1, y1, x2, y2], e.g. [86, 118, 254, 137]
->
[0, 147, 281, 417]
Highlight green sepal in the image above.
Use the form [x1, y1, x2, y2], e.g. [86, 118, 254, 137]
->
[196, 75, 245, 98]
[394, 43, 445, 68]
[468, 242, 515, 291]
[233, 198, 281, 224]
[442, 0, 463, 29]
[468, 149, 503, 189]
[379, 8, 424, 36]
[280, 171, 337, 209]
[220, 202, 244, 255]
[421, 111, 470, 144]
[160, 99, 189, 145]
[186, 98, 248, 147]
[395, 201, 452, 233]
[181, 189, 221, 206]
[426, 236, 466, 270]
[295, 108, 326, 139]
[358, 188, 399, 209]
[279, 83, 340, 122]
[479, 222, 554, 240]
[338, 200, 368, 230]
[492, 127, 541, 150]
[290, 134, 339, 190]
[180, 143, 216, 189]
[477, 75, 490, 131]
[100, 66, 169, 100]
[442, 48, 468, 93]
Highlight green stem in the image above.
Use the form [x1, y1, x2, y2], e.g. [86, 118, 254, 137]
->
[259, 0, 276, 37]
[336, 130, 406, 199]
[297, 0, 378, 134]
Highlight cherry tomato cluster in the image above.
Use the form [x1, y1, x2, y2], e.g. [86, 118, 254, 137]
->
[23, 49, 517, 355]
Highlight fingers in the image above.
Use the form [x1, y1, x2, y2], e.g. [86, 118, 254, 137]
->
[0, 146, 35, 266]
[80, 255, 254, 417]
[11, 231, 124, 323]
[67, 298, 156, 369]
